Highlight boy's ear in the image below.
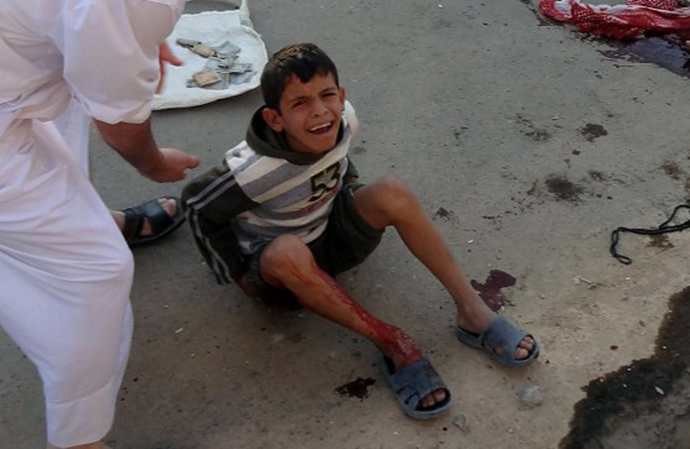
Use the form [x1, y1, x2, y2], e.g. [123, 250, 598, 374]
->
[262, 108, 284, 132]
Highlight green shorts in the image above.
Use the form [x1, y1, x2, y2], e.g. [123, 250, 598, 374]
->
[245, 183, 383, 307]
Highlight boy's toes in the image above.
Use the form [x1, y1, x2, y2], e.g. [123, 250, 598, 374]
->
[433, 388, 447, 404]
[419, 395, 435, 409]
[418, 388, 447, 410]
[515, 336, 536, 360]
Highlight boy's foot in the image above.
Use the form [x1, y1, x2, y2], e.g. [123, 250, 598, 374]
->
[380, 356, 452, 420]
[456, 314, 539, 366]
[111, 197, 185, 247]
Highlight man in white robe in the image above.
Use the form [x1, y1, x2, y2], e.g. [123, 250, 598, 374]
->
[0, 1, 199, 447]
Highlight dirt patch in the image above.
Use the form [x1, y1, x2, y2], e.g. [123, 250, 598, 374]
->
[647, 234, 674, 249]
[525, 129, 551, 142]
[589, 170, 606, 182]
[515, 114, 552, 143]
[434, 207, 456, 221]
[470, 270, 517, 312]
[560, 286, 690, 448]
[580, 123, 608, 142]
[661, 161, 685, 181]
[545, 175, 584, 203]
[453, 126, 469, 142]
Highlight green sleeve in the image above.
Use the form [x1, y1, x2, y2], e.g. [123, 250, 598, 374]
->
[182, 163, 258, 284]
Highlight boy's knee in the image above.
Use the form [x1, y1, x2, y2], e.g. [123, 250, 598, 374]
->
[375, 176, 416, 210]
[261, 235, 314, 278]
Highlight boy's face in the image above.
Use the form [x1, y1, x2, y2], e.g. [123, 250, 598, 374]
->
[263, 73, 346, 154]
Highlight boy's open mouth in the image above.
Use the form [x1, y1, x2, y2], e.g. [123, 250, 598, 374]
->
[308, 122, 333, 135]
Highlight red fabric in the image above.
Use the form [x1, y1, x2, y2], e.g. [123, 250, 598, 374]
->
[539, 0, 690, 40]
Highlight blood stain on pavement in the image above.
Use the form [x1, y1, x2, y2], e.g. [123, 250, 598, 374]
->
[600, 35, 690, 79]
[335, 377, 376, 400]
[561, 286, 690, 448]
[470, 269, 517, 312]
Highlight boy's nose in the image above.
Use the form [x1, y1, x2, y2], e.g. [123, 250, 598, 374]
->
[310, 100, 328, 116]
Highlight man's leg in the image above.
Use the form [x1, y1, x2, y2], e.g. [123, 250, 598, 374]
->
[0, 120, 134, 448]
[256, 235, 445, 409]
[352, 176, 534, 360]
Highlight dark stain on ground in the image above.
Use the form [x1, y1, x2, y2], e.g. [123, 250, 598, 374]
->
[525, 129, 551, 142]
[647, 234, 674, 249]
[515, 114, 551, 142]
[580, 123, 608, 142]
[599, 34, 690, 79]
[470, 269, 517, 312]
[560, 286, 690, 448]
[545, 175, 584, 203]
[589, 170, 606, 182]
[352, 146, 367, 155]
[661, 160, 685, 180]
[454, 126, 469, 142]
[434, 207, 455, 221]
[335, 377, 376, 400]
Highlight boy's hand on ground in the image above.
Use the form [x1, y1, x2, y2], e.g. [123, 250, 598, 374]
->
[141, 148, 200, 183]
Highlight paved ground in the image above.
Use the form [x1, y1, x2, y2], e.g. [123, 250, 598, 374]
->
[3, 0, 690, 448]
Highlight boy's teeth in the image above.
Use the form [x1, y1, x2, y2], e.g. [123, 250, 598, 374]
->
[310, 123, 330, 131]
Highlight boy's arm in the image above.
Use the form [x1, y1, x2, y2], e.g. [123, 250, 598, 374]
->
[182, 163, 258, 284]
[344, 156, 359, 184]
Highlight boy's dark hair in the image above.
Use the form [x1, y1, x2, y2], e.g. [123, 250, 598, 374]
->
[261, 43, 339, 111]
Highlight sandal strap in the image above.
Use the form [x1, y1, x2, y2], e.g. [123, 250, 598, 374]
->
[385, 357, 449, 408]
[483, 316, 527, 350]
[138, 199, 176, 235]
[122, 207, 145, 241]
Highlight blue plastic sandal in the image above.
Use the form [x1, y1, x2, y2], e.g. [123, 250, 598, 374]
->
[379, 356, 453, 420]
[455, 315, 540, 367]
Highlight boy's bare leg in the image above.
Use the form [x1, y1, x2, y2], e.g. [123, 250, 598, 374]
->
[258, 235, 446, 409]
[352, 177, 534, 360]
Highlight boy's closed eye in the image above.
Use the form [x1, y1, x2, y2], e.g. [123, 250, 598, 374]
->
[292, 99, 307, 108]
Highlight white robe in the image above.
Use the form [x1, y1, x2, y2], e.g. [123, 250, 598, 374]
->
[0, 0, 185, 446]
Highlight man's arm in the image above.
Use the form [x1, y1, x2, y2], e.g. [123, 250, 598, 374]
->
[94, 118, 199, 183]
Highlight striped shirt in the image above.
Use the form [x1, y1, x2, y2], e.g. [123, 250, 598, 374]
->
[183, 101, 358, 283]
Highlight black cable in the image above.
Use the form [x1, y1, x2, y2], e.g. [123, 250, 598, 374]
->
[610, 205, 690, 264]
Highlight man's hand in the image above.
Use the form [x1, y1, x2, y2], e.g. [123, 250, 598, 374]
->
[157, 42, 183, 94]
[94, 118, 200, 183]
[140, 147, 200, 183]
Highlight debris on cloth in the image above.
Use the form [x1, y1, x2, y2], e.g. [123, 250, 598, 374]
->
[539, 0, 690, 40]
[180, 39, 253, 90]
[190, 68, 222, 87]
[153, 0, 268, 110]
